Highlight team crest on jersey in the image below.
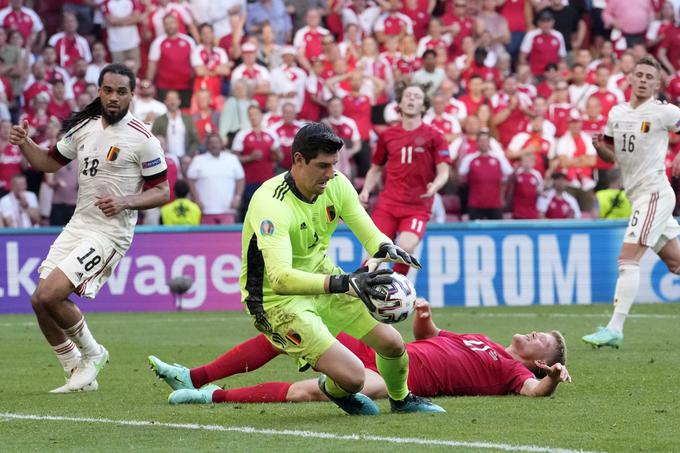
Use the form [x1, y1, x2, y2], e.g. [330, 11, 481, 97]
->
[286, 329, 302, 345]
[260, 220, 275, 236]
[326, 205, 336, 222]
[641, 121, 651, 133]
[106, 146, 120, 161]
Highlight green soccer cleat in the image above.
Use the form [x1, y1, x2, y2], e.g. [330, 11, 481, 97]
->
[318, 374, 380, 415]
[582, 326, 623, 349]
[148, 355, 194, 390]
[168, 385, 220, 405]
[389, 392, 446, 414]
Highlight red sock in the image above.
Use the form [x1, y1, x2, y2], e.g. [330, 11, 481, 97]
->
[190, 334, 281, 388]
[393, 262, 410, 275]
[212, 382, 291, 403]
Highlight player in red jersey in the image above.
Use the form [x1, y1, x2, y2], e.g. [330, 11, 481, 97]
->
[149, 299, 570, 404]
[359, 85, 451, 275]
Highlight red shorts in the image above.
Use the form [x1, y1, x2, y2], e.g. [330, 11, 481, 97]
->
[337, 333, 378, 373]
[372, 203, 430, 240]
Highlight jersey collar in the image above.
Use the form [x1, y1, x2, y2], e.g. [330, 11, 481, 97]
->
[284, 172, 316, 204]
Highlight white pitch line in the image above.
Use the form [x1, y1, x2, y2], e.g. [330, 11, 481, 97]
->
[1, 312, 679, 328]
[0, 412, 602, 453]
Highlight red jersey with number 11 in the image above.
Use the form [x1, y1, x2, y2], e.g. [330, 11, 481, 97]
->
[373, 123, 450, 212]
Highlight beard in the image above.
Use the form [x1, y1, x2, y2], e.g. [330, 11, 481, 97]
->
[101, 104, 129, 125]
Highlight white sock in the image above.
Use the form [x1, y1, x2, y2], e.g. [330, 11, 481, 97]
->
[606, 261, 640, 333]
[64, 317, 101, 358]
[52, 339, 81, 374]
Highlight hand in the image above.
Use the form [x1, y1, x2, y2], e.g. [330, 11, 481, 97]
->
[251, 149, 263, 161]
[347, 269, 395, 311]
[9, 120, 29, 146]
[414, 298, 431, 319]
[672, 152, 680, 177]
[419, 182, 437, 199]
[17, 191, 28, 209]
[95, 195, 130, 217]
[534, 360, 572, 383]
[374, 242, 421, 269]
[592, 133, 605, 151]
[358, 190, 370, 208]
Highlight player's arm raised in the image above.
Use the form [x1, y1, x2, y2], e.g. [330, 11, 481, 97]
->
[9, 121, 64, 173]
[412, 298, 441, 340]
[592, 133, 616, 164]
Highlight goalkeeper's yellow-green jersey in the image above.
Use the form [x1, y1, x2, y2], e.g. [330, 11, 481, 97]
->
[240, 171, 391, 315]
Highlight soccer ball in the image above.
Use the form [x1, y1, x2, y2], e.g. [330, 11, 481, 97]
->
[368, 273, 416, 324]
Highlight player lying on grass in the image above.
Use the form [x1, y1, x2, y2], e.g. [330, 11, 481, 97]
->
[149, 300, 571, 404]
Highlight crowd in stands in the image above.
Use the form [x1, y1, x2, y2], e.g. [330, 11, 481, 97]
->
[3, 0, 679, 227]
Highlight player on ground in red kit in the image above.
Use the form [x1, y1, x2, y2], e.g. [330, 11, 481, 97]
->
[358, 85, 451, 275]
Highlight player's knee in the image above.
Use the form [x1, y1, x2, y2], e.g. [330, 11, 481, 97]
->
[339, 375, 365, 394]
[375, 336, 406, 358]
[31, 288, 54, 311]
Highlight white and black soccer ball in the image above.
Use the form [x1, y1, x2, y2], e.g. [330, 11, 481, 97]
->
[368, 273, 416, 324]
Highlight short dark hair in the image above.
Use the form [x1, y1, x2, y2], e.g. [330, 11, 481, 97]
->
[636, 55, 662, 75]
[291, 122, 344, 163]
[395, 83, 431, 112]
[174, 179, 190, 198]
[422, 49, 436, 59]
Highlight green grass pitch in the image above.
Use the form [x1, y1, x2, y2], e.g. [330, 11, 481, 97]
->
[1, 303, 679, 452]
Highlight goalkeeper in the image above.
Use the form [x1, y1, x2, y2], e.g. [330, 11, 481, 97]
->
[207, 122, 442, 415]
[149, 300, 571, 403]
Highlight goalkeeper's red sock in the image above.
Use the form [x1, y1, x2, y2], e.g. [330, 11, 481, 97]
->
[393, 263, 410, 276]
[190, 334, 281, 388]
[212, 382, 291, 403]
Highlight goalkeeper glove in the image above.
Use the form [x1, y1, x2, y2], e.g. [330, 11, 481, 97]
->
[374, 242, 422, 269]
[328, 269, 394, 312]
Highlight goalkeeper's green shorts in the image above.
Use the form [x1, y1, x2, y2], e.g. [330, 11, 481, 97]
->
[251, 292, 379, 369]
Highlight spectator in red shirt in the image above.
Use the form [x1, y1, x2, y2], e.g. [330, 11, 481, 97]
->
[500, 0, 533, 63]
[48, 11, 91, 74]
[507, 115, 555, 176]
[0, 0, 44, 50]
[400, 0, 432, 40]
[459, 129, 513, 220]
[491, 75, 532, 147]
[555, 110, 597, 211]
[232, 105, 282, 220]
[441, 0, 482, 58]
[458, 74, 487, 116]
[548, 82, 572, 138]
[646, 1, 675, 59]
[271, 101, 304, 173]
[538, 172, 581, 219]
[191, 89, 220, 147]
[519, 10, 567, 77]
[293, 8, 331, 72]
[658, 17, 680, 74]
[0, 119, 21, 196]
[585, 65, 624, 117]
[322, 97, 361, 180]
[20, 92, 52, 144]
[373, 0, 414, 46]
[607, 52, 634, 102]
[147, 13, 196, 109]
[509, 152, 544, 219]
[46, 79, 72, 122]
[231, 41, 271, 110]
[191, 22, 230, 102]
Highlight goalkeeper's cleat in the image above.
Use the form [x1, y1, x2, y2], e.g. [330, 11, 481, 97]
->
[67, 345, 109, 391]
[582, 326, 623, 349]
[318, 374, 380, 416]
[168, 384, 220, 405]
[389, 392, 446, 413]
[148, 355, 194, 390]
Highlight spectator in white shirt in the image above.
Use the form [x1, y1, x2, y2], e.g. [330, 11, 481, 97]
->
[132, 79, 167, 124]
[0, 173, 38, 227]
[187, 133, 245, 225]
[101, 0, 144, 68]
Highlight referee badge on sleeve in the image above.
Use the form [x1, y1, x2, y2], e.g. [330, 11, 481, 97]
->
[106, 146, 120, 161]
[641, 121, 651, 133]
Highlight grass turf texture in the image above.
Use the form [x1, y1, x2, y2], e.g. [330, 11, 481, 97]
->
[1, 304, 679, 452]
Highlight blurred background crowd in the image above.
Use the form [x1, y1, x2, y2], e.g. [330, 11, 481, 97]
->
[0, 0, 676, 227]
